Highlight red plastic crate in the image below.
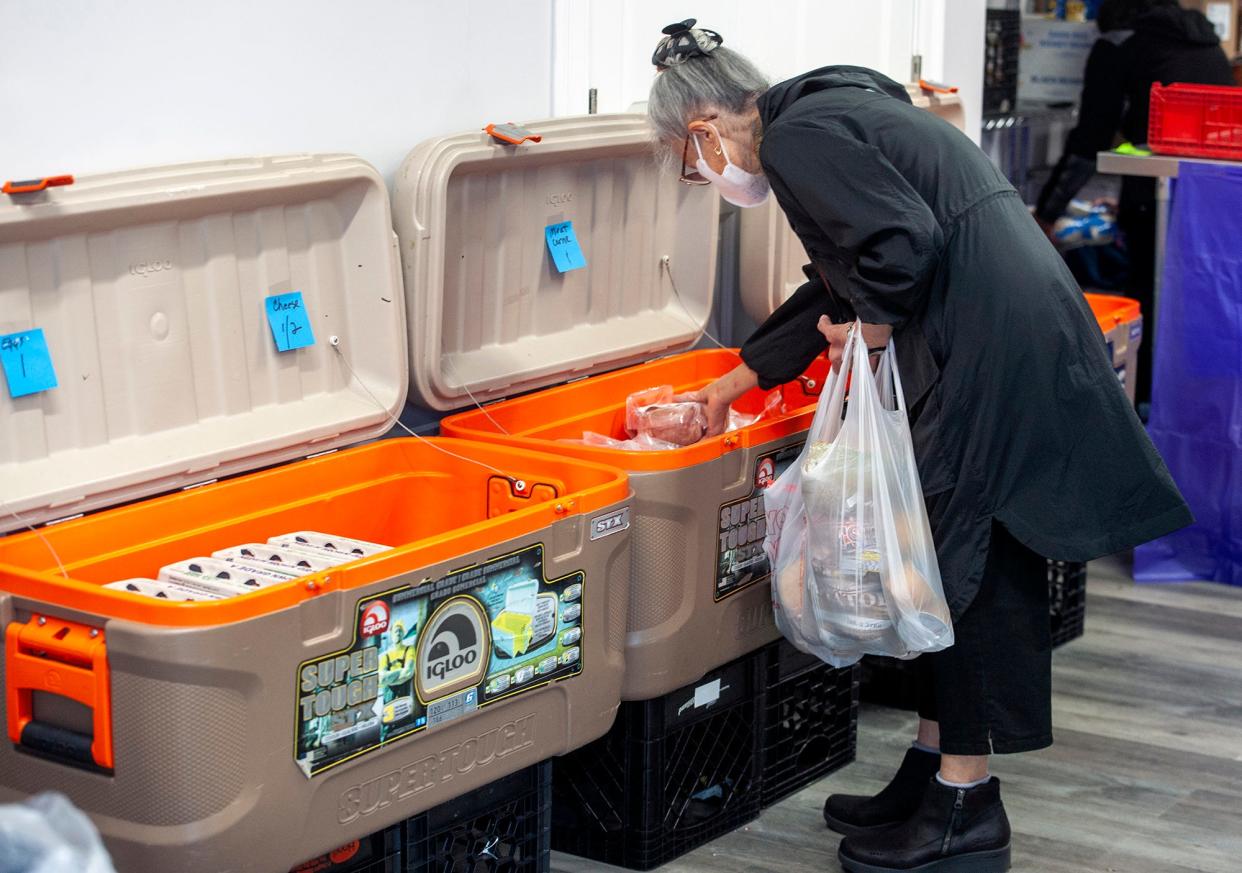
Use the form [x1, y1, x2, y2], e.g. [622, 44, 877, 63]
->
[1149, 83, 1242, 160]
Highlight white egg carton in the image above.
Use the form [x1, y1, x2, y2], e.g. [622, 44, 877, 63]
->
[104, 578, 228, 602]
[270, 531, 391, 558]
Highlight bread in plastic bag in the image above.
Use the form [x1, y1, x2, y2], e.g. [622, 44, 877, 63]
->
[0, 792, 117, 873]
[764, 322, 953, 667]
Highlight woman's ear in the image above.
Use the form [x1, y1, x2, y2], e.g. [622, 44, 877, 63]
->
[688, 119, 722, 156]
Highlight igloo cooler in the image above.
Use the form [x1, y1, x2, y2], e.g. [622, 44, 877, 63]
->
[1084, 292, 1142, 405]
[388, 113, 825, 700]
[0, 156, 631, 873]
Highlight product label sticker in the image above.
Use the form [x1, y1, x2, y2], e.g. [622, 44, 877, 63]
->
[294, 544, 583, 777]
[0, 328, 58, 398]
[1129, 318, 1143, 342]
[265, 291, 316, 352]
[545, 221, 586, 273]
[715, 442, 804, 601]
[693, 678, 722, 709]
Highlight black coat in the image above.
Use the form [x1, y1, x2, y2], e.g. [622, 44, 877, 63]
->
[740, 67, 1192, 617]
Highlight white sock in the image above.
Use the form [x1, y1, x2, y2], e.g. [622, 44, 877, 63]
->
[911, 741, 940, 755]
[936, 772, 990, 789]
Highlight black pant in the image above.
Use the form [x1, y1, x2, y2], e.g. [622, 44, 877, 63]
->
[916, 521, 1053, 756]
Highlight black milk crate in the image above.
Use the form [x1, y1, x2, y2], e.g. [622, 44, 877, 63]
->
[405, 761, 552, 873]
[290, 825, 403, 873]
[1048, 560, 1087, 647]
[760, 639, 860, 807]
[861, 558, 1090, 707]
[551, 653, 763, 871]
[984, 8, 1021, 116]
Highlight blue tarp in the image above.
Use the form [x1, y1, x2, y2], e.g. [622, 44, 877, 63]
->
[1135, 163, 1242, 586]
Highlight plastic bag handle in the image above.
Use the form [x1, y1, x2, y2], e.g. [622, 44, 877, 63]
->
[808, 320, 860, 443]
[873, 338, 906, 416]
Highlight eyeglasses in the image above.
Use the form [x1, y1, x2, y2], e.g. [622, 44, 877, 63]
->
[678, 132, 710, 186]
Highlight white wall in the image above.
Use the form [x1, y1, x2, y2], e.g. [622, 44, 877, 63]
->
[1, 1, 987, 183]
[917, 0, 988, 143]
[553, 0, 916, 116]
[551, 0, 986, 142]
[0, 0, 555, 183]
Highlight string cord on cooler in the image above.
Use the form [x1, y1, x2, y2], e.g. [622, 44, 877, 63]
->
[662, 255, 820, 396]
[660, 255, 734, 353]
[440, 356, 511, 435]
[1, 342, 525, 583]
[328, 336, 524, 490]
[2, 502, 69, 579]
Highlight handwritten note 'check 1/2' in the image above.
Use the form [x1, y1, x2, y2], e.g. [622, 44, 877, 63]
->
[0, 328, 58, 398]
[265, 292, 316, 352]
[545, 221, 587, 273]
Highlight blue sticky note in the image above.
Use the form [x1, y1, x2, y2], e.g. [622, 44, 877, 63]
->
[0, 328, 58, 399]
[265, 292, 316, 352]
[545, 221, 587, 273]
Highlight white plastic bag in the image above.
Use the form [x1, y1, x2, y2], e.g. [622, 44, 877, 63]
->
[765, 322, 953, 667]
[0, 792, 117, 873]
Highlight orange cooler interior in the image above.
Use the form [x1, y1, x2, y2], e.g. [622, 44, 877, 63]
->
[1085, 293, 1141, 332]
[0, 438, 627, 627]
[441, 349, 830, 470]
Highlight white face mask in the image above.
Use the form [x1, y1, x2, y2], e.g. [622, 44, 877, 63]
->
[692, 125, 770, 208]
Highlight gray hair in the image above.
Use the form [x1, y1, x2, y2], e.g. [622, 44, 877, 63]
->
[648, 47, 769, 168]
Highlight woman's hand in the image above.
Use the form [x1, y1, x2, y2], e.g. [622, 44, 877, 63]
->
[685, 362, 760, 437]
[817, 317, 892, 371]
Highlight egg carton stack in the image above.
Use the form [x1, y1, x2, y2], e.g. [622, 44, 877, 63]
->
[103, 532, 392, 601]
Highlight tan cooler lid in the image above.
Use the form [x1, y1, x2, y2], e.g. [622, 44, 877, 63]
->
[0, 155, 407, 533]
[393, 113, 719, 411]
[739, 84, 965, 322]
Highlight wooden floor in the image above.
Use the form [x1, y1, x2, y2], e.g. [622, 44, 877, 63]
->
[552, 557, 1242, 873]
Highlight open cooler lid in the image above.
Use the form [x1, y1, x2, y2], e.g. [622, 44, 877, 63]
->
[393, 113, 719, 411]
[739, 84, 965, 322]
[0, 154, 407, 533]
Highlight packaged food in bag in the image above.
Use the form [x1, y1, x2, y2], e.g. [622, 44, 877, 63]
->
[625, 385, 707, 446]
[765, 323, 954, 666]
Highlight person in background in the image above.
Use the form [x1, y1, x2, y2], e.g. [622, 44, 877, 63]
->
[1035, 0, 1233, 408]
[648, 19, 1192, 873]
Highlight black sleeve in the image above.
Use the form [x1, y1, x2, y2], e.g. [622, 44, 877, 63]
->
[740, 270, 843, 390]
[759, 119, 942, 327]
[1036, 39, 1127, 223]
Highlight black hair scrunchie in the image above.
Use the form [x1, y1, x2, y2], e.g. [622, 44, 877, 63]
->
[652, 18, 723, 69]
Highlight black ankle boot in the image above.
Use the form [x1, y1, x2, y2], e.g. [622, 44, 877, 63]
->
[824, 747, 941, 835]
[838, 776, 1011, 873]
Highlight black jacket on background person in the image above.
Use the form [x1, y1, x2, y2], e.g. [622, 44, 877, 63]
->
[1036, 3, 1233, 223]
[1034, 4, 1231, 405]
[740, 66, 1192, 618]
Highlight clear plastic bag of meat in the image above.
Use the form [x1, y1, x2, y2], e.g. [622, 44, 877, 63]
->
[625, 385, 708, 446]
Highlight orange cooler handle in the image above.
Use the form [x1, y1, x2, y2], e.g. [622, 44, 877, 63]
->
[5, 614, 114, 771]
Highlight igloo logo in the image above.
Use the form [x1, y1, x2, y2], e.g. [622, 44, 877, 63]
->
[416, 597, 489, 701]
[360, 601, 391, 638]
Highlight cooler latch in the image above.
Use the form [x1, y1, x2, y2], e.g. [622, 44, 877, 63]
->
[5, 613, 114, 772]
[3, 175, 75, 195]
[487, 477, 561, 517]
[484, 123, 542, 146]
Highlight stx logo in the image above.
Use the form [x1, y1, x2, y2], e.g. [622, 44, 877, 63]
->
[590, 508, 631, 540]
